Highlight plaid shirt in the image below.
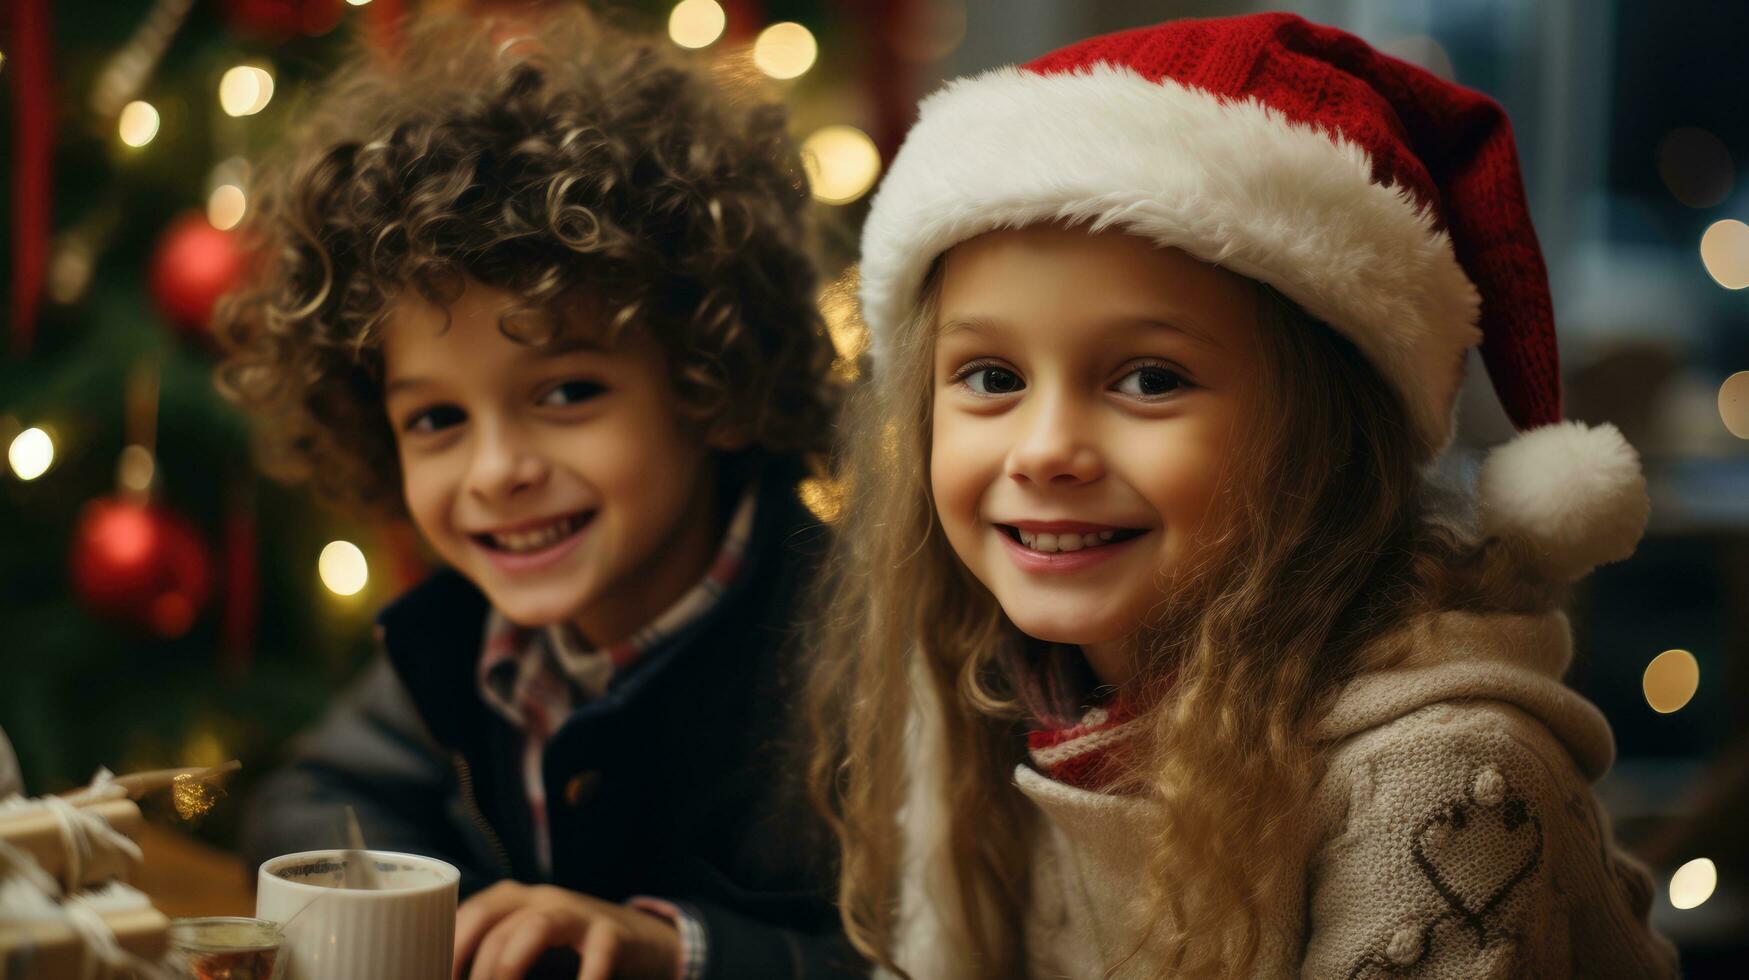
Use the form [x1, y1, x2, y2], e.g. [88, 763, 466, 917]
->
[475, 485, 756, 980]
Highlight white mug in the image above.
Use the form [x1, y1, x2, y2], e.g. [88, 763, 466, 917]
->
[256, 849, 459, 980]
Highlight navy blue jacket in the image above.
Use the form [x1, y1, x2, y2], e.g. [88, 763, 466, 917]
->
[241, 470, 863, 978]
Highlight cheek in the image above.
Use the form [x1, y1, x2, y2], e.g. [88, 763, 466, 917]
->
[930, 407, 988, 524]
[398, 453, 458, 547]
[1129, 418, 1239, 541]
[588, 401, 707, 512]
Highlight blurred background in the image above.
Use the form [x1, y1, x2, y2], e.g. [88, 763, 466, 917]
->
[2, 0, 1746, 973]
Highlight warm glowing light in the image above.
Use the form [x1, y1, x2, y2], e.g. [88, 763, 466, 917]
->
[819, 266, 866, 380]
[1721, 371, 1749, 439]
[318, 540, 370, 596]
[1670, 858, 1717, 910]
[797, 476, 846, 523]
[668, 0, 726, 49]
[1701, 219, 1749, 289]
[207, 184, 247, 230]
[181, 728, 229, 770]
[801, 125, 880, 205]
[346, 0, 373, 6]
[8, 427, 54, 481]
[118, 444, 156, 493]
[118, 101, 160, 147]
[47, 244, 93, 304]
[218, 65, 274, 117]
[753, 22, 818, 79]
[1642, 649, 1699, 714]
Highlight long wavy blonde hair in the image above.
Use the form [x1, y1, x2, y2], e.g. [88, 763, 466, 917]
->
[808, 249, 1562, 977]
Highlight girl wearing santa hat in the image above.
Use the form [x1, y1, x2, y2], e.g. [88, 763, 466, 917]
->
[808, 12, 1680, 978]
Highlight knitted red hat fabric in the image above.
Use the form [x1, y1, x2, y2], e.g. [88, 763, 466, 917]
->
[858, 12, 1561, 457]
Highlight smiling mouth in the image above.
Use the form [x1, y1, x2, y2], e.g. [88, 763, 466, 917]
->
[996, 524, 1146, 554]
[473, 511, 594, 554]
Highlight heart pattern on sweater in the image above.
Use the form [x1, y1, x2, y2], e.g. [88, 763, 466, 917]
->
[1410, 784, 1543, 938]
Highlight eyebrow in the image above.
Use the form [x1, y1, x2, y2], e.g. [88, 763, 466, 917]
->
[1134, 316, 1222, 350]
[381, 337, 614, 398]
[937, 314, 1222, 350]
[383, 376, 432, 397]
[937, 316, 995, 339]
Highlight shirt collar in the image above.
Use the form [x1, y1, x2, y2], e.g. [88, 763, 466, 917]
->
[477, 482, 760, 725]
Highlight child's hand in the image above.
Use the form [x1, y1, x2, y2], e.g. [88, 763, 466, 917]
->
[453, 881, 680, 980]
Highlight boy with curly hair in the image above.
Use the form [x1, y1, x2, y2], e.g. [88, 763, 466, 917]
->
[219, 10, 856, 978]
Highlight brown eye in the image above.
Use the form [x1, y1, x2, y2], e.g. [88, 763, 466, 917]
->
[539, 380, 606, 406]
[405, 404, 466, 433]
[963, 366, 1025, 395]
[1114, 364, 1188, 399]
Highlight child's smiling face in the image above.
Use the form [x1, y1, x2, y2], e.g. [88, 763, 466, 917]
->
[929, 226, 1265, 682]
[383, 278, 721, 644]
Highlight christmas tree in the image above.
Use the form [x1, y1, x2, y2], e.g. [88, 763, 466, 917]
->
[1, 0, 909, 845]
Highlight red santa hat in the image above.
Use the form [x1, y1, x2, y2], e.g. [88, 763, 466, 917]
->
[858, 12, 1647, 580]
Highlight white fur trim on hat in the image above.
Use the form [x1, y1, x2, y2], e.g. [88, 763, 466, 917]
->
[1477, 421, 1650, 581]
[858, 64, 1483, 456]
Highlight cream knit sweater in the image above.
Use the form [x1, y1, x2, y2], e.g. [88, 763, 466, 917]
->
[889, 609, 1681, 978]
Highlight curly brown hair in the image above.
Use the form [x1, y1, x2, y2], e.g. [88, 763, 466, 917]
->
[216, 7, 838, 513]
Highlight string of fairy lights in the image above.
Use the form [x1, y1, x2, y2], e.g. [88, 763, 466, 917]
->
[7, 0, 891, 609]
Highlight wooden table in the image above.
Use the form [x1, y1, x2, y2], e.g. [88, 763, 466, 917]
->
[132, 822, 254, 919]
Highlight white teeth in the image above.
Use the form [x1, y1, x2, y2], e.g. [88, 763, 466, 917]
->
[1012, 528, 1125, 553]
[490, 516, 576, 553]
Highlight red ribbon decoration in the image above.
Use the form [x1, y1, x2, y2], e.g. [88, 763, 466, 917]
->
[5, 0, 53, 358]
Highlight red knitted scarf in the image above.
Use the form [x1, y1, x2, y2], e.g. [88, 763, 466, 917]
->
[1025, 698, 1147, 792]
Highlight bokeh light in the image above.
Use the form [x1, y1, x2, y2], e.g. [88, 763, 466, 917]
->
[1720, 371, 1749, 439]
[1700, 219, 1749, 289]
[47, 243, 94, 305]
[117, 445, 156, 493]
[668, 0, 726, 49]
[8, 427, 54, 481]
[218, 66, 274, 117]
[318, 540, 370, 597]
[801, 125, 881, 205]
[753, 23, 818, 80]
[118, 101, 160, 147]
[1642, 649, 1700, 714]
[207, 183, 247, 230]
[797, 476, 846, 523]
[1670, 857, 1718, 910]
[819, 266, 867, 381]
[1657, 127, 1734, 209]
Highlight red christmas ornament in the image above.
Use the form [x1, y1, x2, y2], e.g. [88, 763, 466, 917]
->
[71, 498, 213, 638]
[219, 0, 344, 41]
[149, 212, 244, 342]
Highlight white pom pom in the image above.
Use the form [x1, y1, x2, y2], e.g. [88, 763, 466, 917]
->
[1477, 421, 1650, 582]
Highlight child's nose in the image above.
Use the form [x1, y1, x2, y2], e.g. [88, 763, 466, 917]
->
[1005, 392, 1103, 486]
[464, 426, 549, 501]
